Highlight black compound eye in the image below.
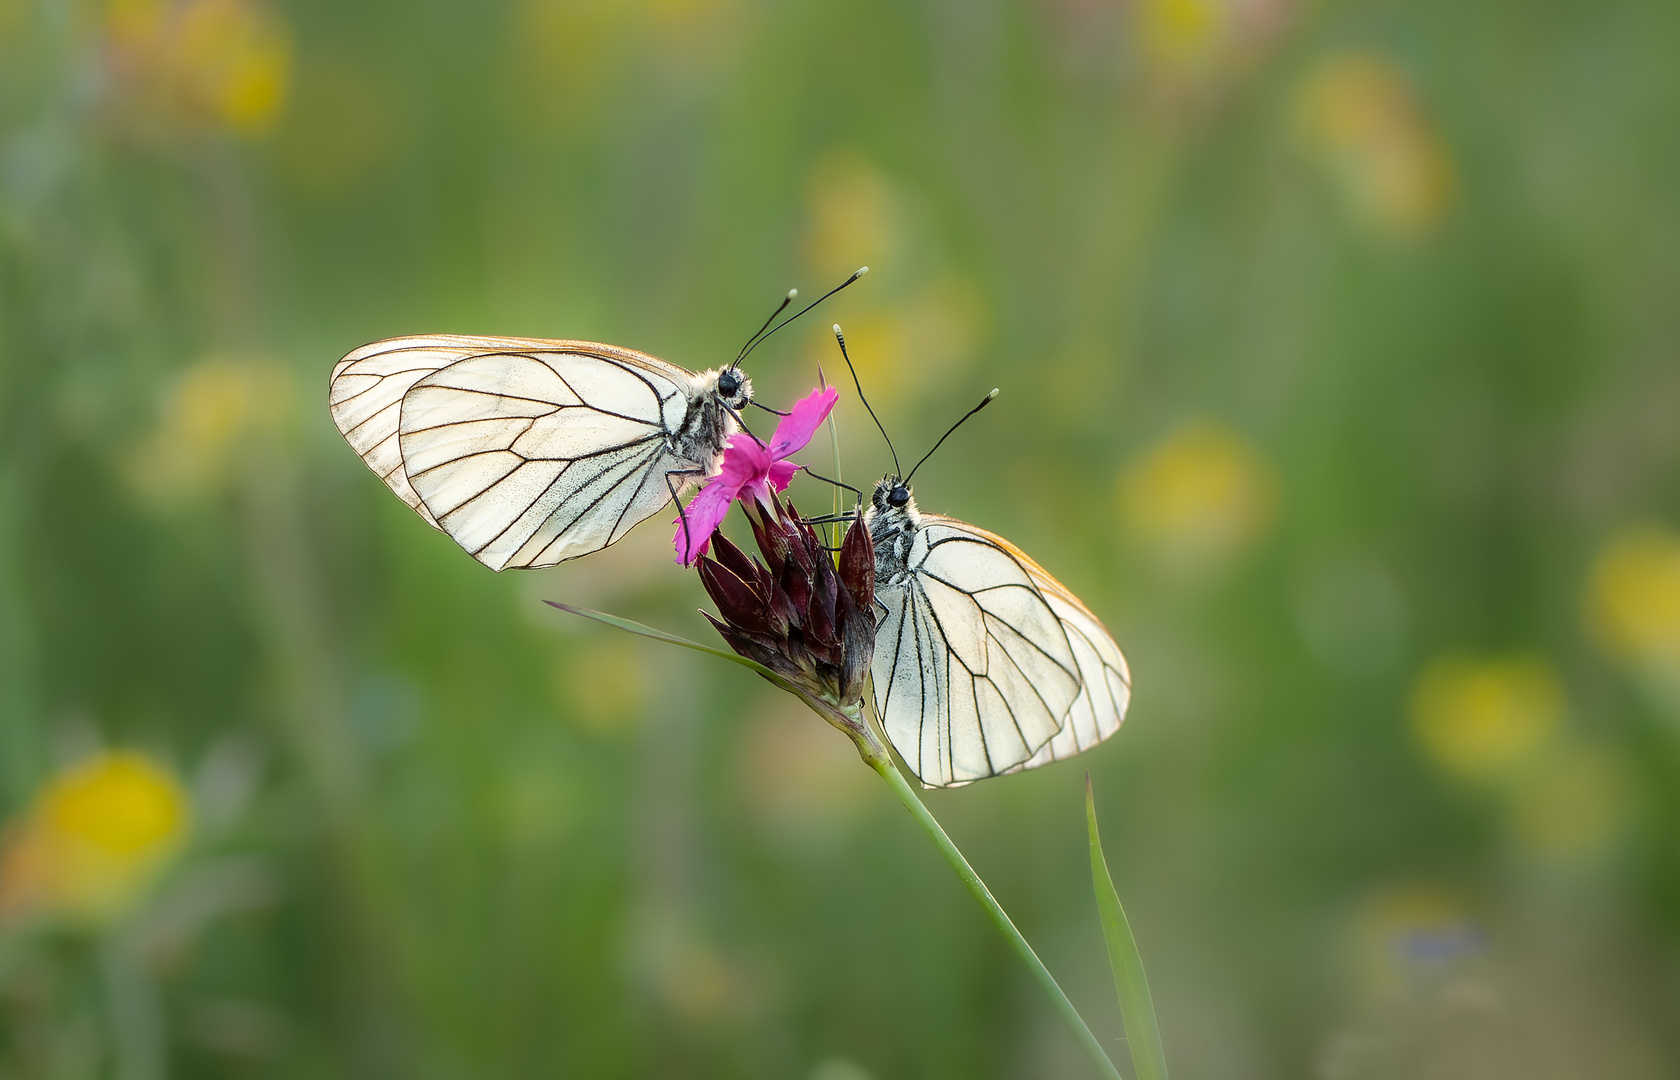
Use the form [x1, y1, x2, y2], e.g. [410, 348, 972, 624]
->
[717, 370, 741, 398]
[888, 485, 910, 508]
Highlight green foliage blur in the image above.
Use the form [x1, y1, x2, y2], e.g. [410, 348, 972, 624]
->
[4, 0, 1680, 1076]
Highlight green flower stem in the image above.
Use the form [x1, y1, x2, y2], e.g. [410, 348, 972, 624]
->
[866, 753, 1125, 1080]
[547, 603, 1126, 1078]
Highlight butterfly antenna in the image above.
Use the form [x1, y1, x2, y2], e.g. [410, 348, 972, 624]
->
[730, 409, 763, 444]
[904, 388, 999, 484]
[733, 287, 799, 368]
[832, 324, 900, 477]
[737, 266, 869, 366]
[801, 467, 862, 498]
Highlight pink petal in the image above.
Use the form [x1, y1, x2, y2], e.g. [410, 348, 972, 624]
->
[671, 394, 836, 567]
[673, 480, 735, 565]
[767, 386, 838, 460]
[766, 460, 801, 493]
[717, 434, 772, 484]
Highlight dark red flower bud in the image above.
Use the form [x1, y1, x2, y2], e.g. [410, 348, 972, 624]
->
[696, 493, 876, 715]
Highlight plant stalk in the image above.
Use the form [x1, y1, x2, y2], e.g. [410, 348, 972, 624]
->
[548, 604, 1127, 1080]
[865, 752, 1124, 1080]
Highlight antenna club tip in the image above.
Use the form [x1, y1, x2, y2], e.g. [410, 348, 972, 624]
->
[856, 266, 870, 276]
[986, 388, 1000, 399]
[787, 288, 799, 299]
[832, 323, 842, 333]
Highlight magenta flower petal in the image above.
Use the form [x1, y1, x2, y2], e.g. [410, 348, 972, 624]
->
[671, 386, 840, 565]
[767, 386, 838, 460]
[766, 460, 801, 493]
[710, 435, 769, 491]
[673, 479, 735, 565]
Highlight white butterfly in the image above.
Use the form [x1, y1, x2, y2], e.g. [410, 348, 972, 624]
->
[864, 476, 1132, 788]
[328, 334, 752, 571]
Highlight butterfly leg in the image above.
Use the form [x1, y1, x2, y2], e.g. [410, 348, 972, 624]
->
[666, 467, 707, 558]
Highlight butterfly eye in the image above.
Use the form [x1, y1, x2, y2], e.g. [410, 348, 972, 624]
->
[717, 370, 742, 399]
[888, 485, 910, 508]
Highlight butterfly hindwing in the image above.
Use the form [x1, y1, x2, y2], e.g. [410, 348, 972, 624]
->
[1008, 560, 1132, 772]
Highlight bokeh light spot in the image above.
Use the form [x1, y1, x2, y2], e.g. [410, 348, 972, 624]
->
[1296, 52, 1453, 238]
[1118, 418, 1276, 574]
[1409, 655, 1562, 780]
[1346, 884, 1483, 999]
[1, 751, 190, 924]
[127, 357, 293, 504]
[1586, 524, 1680, 674]
[100, 0, 291, 139]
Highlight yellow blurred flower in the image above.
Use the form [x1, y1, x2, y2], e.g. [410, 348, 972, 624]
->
[1117, 419, 1276, 572]
[1128, 0, 1290, 104]
[1586, 524, 1680, 674]
[101, 0, 291, 138]
[803, 148, 900, 277]
[128, 357, 292, 503]
[1506, 742, 1631, 864]
[809, 274, 985, 406]
[1137, 0, 1230, 75]
[1, 751, 190, 925]
[1409, 655, 1562, 780]
[1296, 52, 1453, 238]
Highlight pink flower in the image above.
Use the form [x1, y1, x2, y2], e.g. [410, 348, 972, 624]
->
[673, 386, 839, 565]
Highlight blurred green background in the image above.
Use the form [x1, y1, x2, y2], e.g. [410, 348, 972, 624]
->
[4, 0, 1680, 1076]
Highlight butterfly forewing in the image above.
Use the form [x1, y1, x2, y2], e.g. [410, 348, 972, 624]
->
[873, 517, 1083, 787]
[329, 335, 716, 570]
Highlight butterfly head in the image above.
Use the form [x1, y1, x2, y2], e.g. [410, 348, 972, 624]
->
[710, 367, 753, 411]
[868, 476, 919, 523]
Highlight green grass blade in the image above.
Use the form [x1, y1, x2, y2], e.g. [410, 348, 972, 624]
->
[1086, 773, 1169, 1080]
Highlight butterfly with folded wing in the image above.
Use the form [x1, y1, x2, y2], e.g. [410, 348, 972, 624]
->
[865, 474, 1131, 787]
[827, 327, 1131, 787]
[326, 271, 866, 571]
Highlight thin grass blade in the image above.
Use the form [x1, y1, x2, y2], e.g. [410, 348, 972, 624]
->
[543, 601, 803, 697]
[1086, 773, 1169, 1080]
